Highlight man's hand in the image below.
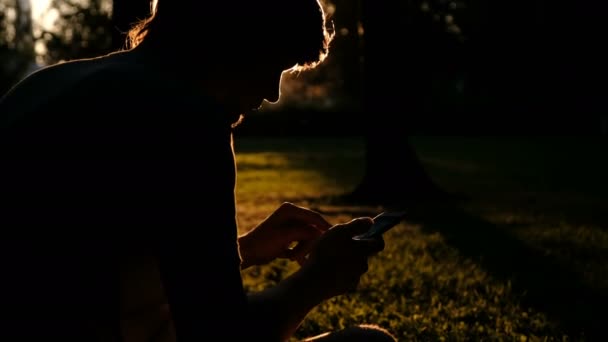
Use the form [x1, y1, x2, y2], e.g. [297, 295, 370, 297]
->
[238, 202, 331, 269]
[298, 217, 385, 300]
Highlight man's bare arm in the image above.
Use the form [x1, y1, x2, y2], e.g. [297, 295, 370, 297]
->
[246, 267, 326, 341]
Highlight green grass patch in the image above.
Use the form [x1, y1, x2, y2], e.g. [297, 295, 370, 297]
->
[233, 136, 607, 341]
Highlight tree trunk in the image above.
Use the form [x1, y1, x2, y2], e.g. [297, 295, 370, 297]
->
[348, 0, 446, 205]
[16, 0, 34, 53]
[330, 0, 364, 107]
[1, 0, 34, 94]
[111, 0, 152, 50]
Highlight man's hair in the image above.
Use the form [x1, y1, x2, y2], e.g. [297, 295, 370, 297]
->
[128, 0, 333, 71]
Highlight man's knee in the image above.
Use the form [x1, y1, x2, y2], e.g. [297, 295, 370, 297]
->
[304, 324, 397, 342]
[344, 325, 397, 342]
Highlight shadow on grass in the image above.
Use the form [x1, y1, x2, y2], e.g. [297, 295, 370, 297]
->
[403, 202, 607, 340]
[299, 194, 607, 340]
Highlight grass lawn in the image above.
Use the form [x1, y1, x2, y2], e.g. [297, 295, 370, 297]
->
[232, 136, 608, 341]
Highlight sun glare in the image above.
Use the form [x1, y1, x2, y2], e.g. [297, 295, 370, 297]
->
[31, 0, 112, 33]
[31, 0, 54, 30]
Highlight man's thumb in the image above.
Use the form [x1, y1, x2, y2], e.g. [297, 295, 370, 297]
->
[344, 217, 374, 235]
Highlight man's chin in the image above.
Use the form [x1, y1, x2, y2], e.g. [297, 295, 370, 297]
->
[230, 113, 245, 128]
[242, 104, 262, 115]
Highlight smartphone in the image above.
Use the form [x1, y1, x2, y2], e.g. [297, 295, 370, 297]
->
[352, 211, 407, 240]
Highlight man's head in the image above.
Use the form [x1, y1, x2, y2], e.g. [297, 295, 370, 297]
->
[129, 0, 333, 115]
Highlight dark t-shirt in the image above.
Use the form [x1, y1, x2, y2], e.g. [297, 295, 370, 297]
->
[0, 54, 249, 341]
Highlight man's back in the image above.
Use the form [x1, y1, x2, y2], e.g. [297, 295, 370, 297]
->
[0, 52, 248, 341]
[0, 52, 159, 341]
[1, 52, 159, 224]
[0, 50, 226, 218]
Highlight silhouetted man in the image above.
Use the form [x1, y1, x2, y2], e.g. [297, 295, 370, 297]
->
[0, 1, 396, 341]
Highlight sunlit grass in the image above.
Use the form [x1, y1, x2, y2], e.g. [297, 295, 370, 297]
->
[234, 136, 607, 341]
[234, 138, 366, 231]
[299, 224, 560, 341]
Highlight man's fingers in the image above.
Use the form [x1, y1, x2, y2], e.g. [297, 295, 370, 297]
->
[352, 234, 385, 254]
[288, 239, 316, 265]
[281, 223, 324, 246]
[334, 217, 374, 236]
[365, 236, 385, 254]
[276, 223, 323, 261]
[279, 202, 332, 231]
[341, 218, 385, 255]
[280, 247, 308, 266]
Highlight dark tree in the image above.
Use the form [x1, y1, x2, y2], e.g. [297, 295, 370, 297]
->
[460, 0, 605, 133]
[39, 0, 113, 64]
[328, 0, 364, 111]
[347, 0, 458, 205]
[0, 0, 34, 96]
[33, 0, 152, 64]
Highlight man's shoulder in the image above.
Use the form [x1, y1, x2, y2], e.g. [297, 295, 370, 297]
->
[0, 51, 162, 126]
